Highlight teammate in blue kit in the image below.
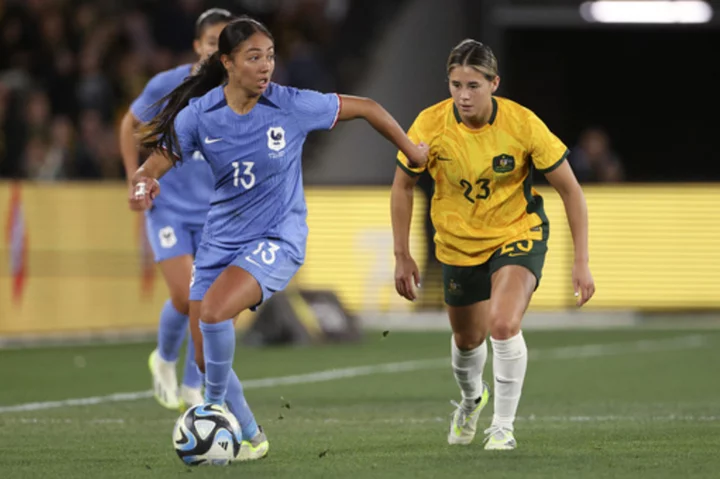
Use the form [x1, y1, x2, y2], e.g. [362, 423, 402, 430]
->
[130, 16, 428, 459]
[120, 8, 235, 412]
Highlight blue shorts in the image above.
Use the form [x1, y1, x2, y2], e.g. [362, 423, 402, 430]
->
[145, 208, 204, 263]
[189, 237, 304, 306]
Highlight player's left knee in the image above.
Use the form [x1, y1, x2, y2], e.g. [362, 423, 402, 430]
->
[199, 304, 225, 325]
[488, 308, 522, 340]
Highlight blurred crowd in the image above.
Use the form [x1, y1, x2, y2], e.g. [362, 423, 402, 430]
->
[0, 0, 625, 184]
[568, 127, 625, 184]
[0, 0, 397, 180]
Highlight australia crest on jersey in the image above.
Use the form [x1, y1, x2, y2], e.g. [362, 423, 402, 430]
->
[492, 153, 515, 173]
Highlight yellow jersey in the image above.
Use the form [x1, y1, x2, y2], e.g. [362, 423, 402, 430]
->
[397, 96, 568, 266]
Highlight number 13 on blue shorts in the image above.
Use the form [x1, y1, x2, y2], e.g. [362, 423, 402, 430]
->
[189, 238, 304, 306]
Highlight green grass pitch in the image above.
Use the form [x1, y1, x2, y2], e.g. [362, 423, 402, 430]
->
[1, 329, 719, 478]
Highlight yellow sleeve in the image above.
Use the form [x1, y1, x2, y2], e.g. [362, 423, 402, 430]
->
[527, 112, 569, 174]
[396, 118, 428, 177]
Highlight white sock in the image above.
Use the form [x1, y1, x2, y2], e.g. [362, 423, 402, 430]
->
[451, 335, 488, 409]
[490, 331, 528, 431]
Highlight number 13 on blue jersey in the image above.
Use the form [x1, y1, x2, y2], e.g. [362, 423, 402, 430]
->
[232, 161, 255, 189]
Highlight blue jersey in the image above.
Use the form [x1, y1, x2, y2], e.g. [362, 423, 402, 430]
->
[172, 83, 340, 259]
[131, 64, 214, 222]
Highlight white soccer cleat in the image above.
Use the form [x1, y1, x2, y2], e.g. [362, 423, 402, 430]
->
[448, 382, 490, 445]
[148, 349, 181, 410]
[236, 426, 269, 461]
[483, 425, 517, 450]
[179, 385, 204, 411]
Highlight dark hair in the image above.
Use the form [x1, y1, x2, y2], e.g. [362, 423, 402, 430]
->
[141, 17, 273, 161]
[446, 39, 498, 80]
[195, 8, 234, 39]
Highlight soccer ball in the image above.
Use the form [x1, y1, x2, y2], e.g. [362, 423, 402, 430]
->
[172, 404, 242, 466]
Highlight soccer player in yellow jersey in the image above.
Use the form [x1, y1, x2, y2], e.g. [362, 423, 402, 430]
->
[392, 39, 596, 450]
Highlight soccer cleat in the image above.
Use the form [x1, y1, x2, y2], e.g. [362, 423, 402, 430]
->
[447, 382, 490, 445]
[148, 349, 181, 410]
[483, 425, 517, 450]
[236, 426, 269, 461]
[179, 385, 204, 411]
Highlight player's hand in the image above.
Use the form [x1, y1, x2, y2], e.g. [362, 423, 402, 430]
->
[127, 182, 147, 211]
[129, 177, 160, 211]
[394, 253, 421, 301]
[407, 142, 430, 168]
[572, 260, 595, 306]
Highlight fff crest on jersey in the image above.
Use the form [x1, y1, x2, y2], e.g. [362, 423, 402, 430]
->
[158, 226, 177, 249]
[267, 126, 286, 152]
[492, 154, 515, 173]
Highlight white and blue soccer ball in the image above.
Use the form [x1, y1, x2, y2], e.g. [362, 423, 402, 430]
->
[172, 404, 242, 466]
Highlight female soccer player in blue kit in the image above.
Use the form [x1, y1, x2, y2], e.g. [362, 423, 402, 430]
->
[120, 8, 235, 412]
[130, 16, 428, 459]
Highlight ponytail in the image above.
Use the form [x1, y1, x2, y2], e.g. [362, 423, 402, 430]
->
[140, 53, 226, 162]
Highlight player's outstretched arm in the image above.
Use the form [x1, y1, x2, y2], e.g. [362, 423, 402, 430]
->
[128, 152, 174, 210]
[336, 95, 429, 168]
[391, 167, 422, 301]
[544, 160, 596, 306]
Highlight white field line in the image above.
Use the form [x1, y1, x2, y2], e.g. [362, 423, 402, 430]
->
[309, 414, 720, 424]
[5, 414, 720, 426]
[0, 335, 708, 414]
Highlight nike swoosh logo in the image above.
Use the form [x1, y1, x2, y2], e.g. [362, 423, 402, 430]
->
[245, 256, 262, 268]
[204, 137, 222, 144]
[437, 156, 452, 162]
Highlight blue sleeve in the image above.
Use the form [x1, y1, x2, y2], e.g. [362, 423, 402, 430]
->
[291, 88, 341, 134]
[130, 74, 168, 123]
[166, 105, 199, 159]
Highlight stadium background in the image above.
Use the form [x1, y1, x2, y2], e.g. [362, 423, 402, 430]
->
[2, 0, 719, 338]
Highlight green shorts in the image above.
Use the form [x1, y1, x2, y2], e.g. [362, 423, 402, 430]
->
[442, 232, 548, 307]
